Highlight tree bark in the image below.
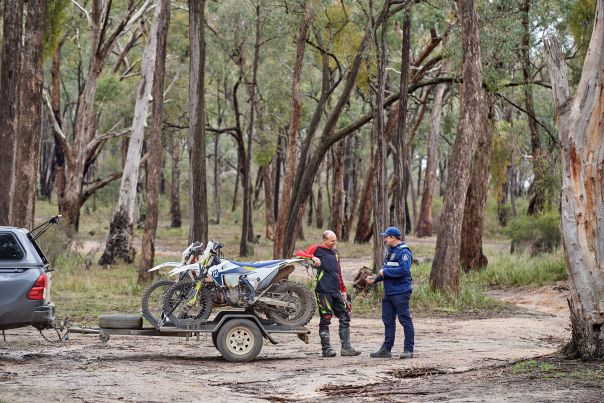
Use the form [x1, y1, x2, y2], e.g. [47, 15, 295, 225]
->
[316, 161, 325, 228]
[273, 1, 312, 258]
[544, 0, 604, 359]
[341, 136, 358, 242]
[51, 43, 66, 209]
[372, 1, 390, 271]
[139, 0, 171, 282]
[416, 78, 447, 237]
[240, 0, 262, 256]
[355, 102, 401, 243]
[170, 134, 182, 228]
[263, 161, 275, 240]
[329, 140, 346, 238]
[0, 0, 23, 225]
[99, 0, 165, 265]
[393, 6, 411, 232]
[214, 133, 221, 224]
[522, 0, 546, 215]
[460, 95, 494, 271]
[11, 0, 46, 229]
[188, 0, 209, 245]
[430, 0, 484, 293]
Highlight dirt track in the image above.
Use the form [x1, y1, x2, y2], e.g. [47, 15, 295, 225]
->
[3, 288, 600, 402]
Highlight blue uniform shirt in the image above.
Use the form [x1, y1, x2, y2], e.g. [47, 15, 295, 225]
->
[375, 242, 413, 295]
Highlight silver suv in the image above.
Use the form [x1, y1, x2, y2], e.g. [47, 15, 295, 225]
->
[0, 224, 55, 331]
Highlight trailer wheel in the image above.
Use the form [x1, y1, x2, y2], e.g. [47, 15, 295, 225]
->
[99, 332, 110, 343]
[215, 319, 263, 363]
[212, 332, 218, 349]
[98, 314, 143, 329]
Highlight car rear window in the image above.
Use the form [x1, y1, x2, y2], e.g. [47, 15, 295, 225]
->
[0, 233, 25, 260]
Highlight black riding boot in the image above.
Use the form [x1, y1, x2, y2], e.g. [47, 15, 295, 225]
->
[320, 327, 336, 357]
[339, 327, 361, 356]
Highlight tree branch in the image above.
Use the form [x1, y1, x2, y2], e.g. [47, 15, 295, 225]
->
[71, 0, 93, 28]
[82, 172, 122, 202]
[43, 90, 71, 160]
[495, 92, 559, 146]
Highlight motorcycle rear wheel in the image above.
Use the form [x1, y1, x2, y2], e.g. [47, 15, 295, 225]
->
[264, 281, 316, 328]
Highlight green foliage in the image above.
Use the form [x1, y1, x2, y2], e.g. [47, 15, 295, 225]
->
[507, 212, 562, 255]
[568, 0, 596, 62]
[468, 251, 567, 288]
[490, 121, 513, 201]
[43, 0, 70, 60]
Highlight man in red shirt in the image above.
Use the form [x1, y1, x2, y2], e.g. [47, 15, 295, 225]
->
[298, 230, 361, 357]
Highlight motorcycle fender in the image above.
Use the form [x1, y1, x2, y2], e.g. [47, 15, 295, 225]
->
[168, 263, 199, 277]
[148, 261, 182, 272]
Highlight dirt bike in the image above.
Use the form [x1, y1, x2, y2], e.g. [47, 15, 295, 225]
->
[140, 242, 202, 328]
[162, 241, 316, 328]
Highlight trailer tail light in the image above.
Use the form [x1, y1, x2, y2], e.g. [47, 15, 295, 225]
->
[27, 272, 47, 300]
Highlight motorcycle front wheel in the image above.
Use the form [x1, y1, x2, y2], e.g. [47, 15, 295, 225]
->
[162, 280, 213, 327]
[263, 281, 316, 328]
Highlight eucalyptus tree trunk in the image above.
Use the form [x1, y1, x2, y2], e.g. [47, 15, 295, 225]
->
[11, 0, 46, 229]
[139, 0, 171, 282]
[188, 0, 209, 245]
[430, 0, 484, 293]
[263, 162, 275, 240]
[460, 95, 494, 271]
[170, 135, 182, 228]
[544, 0, 604, 359]
[355, 102, 401, 243]
[273, 1, 312, 258]
[393, 5, 411, 233]
[341, 136, 359, 242]
[316, 161, 325, 228]
[372, 1, 390, 271]
[416, 80, 446, 237]
[0, 0, 23, 226]
[330, 140, 346, 238]
[214, 133, 221, 225]
[240, 0, 262, 256]
[99, 0, 165, 265]
[522, 0, 546, 215]
[51, 43, 66, 208]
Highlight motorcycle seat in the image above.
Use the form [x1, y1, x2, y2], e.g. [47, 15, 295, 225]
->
[228, 259, 282, 268]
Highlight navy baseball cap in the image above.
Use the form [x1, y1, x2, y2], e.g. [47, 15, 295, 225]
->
[380, 227, 401, 237]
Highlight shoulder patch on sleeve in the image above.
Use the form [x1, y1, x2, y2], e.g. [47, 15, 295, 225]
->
[402, 254, 409, 262]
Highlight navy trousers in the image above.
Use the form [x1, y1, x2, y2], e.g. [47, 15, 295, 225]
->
[382, 292, 414, 352]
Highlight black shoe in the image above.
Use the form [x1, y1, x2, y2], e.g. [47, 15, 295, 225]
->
[322, 347, 337, 357]
[341, 347, 361, 356]
[400, 351, 413, 359]
[370, 346, 391, 358]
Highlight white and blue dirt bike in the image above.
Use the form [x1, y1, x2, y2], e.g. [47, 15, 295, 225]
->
[162, 241, 316, 328]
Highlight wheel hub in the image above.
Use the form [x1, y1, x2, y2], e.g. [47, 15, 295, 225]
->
[227, 327, 254, 355]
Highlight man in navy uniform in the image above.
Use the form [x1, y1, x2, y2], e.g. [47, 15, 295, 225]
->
[297, 230, 361, 357]
[368, 226, 415, 359]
